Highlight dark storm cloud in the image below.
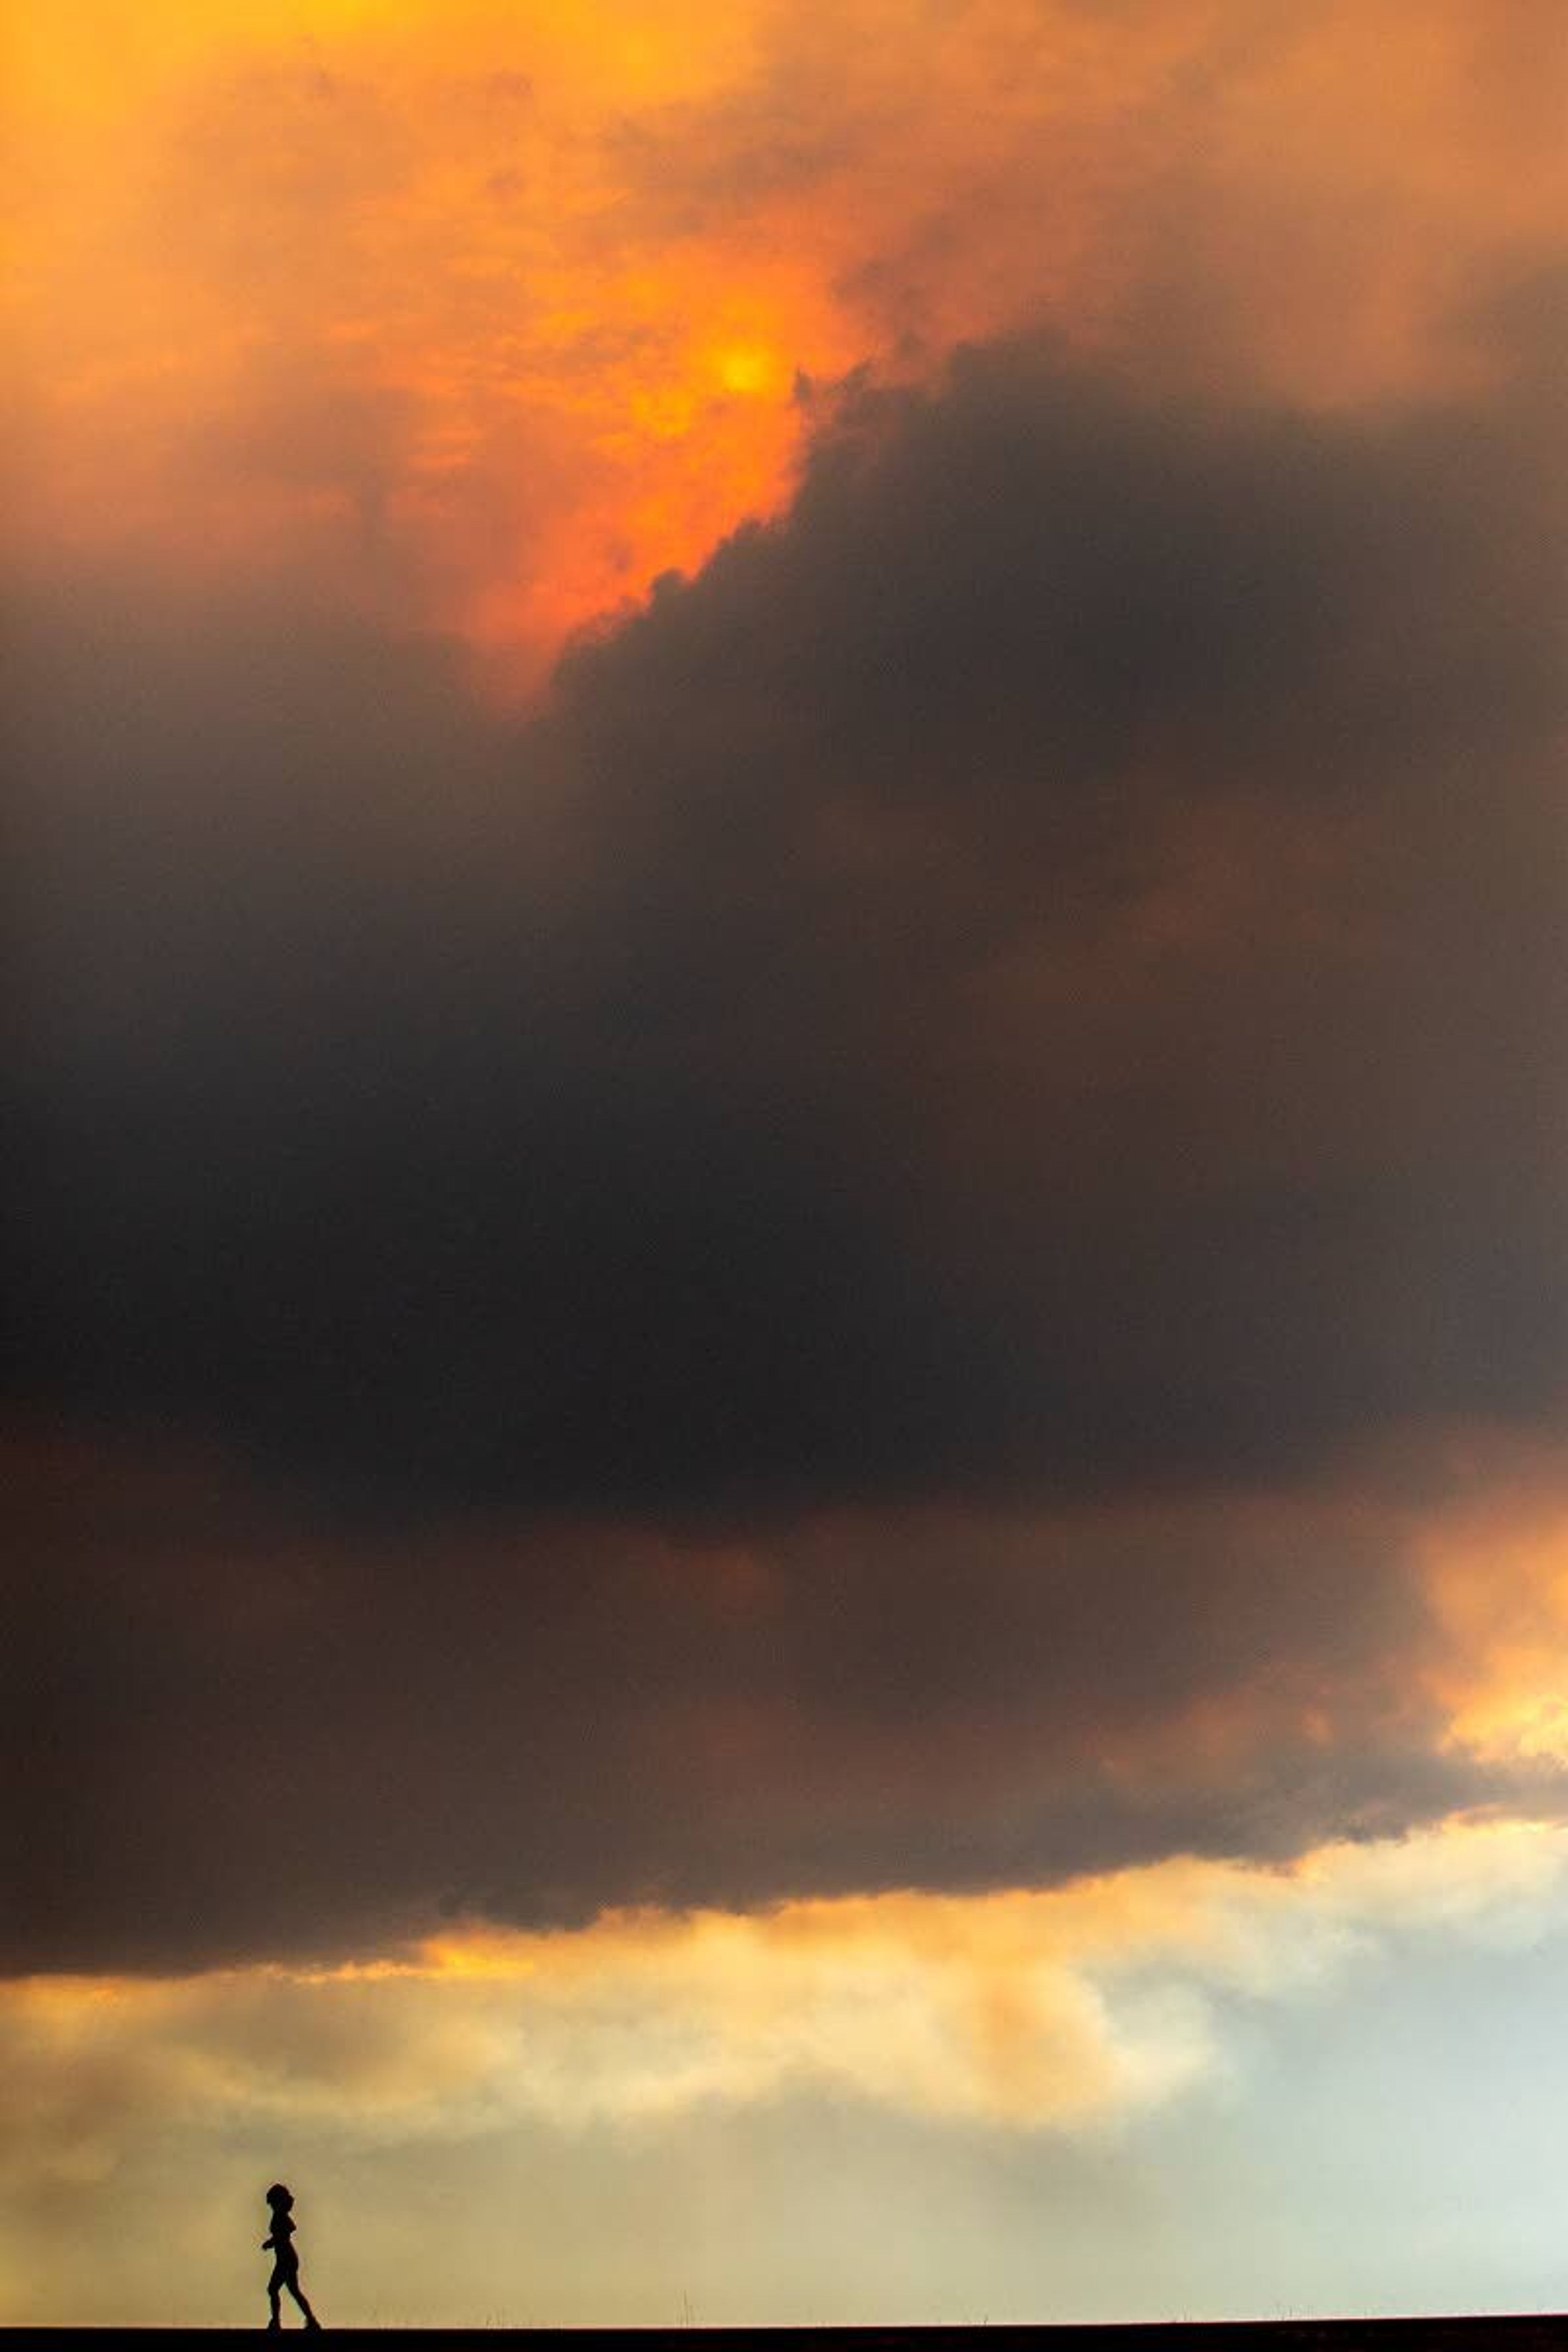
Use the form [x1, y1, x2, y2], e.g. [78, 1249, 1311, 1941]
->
[12, 308, 1564, 1515]
[7, 283, 1567, 1966]
[0, 1423, 1511, 1973]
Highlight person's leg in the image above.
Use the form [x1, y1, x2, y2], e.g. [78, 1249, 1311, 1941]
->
[267, 2268, 283, 2328]
[285, 2265, 319, 2328]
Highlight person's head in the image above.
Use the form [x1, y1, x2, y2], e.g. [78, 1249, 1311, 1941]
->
[266, 2184, 293, 2213]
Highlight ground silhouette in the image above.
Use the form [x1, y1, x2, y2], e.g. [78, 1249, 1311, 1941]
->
[10, 2316, 1568, 2346]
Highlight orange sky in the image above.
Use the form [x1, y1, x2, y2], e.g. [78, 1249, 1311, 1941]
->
[8, 0, 1564, 683]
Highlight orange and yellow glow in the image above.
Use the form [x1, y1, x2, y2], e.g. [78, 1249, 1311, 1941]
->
[8, 2, 1564, 684]
[1419, 1478, 1568, 1769]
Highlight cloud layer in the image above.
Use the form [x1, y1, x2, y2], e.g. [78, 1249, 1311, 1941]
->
[7, 3, 1568, 1989]
[14, 1817, 1568, 2189]
[9, 282, 1568, 1969]
[14, 316, 1566, 1513]
[13, 1413, 1521, 1971]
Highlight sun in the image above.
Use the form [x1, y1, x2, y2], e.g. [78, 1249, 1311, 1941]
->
[714, 343, 785, 397]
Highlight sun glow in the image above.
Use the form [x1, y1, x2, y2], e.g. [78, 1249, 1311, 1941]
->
[714, 344, 785, 397]
[11, 0, 1555, 687]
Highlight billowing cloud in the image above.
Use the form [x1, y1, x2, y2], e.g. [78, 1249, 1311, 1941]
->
[10, 1409, 1568, 1974]
[9, 270, 1568, 1969]
[11, 1816, 1568, 2195]
[12, 304, 1566, 1514]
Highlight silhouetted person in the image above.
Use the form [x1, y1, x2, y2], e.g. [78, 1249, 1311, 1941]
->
[262, 2183, 320, 2330]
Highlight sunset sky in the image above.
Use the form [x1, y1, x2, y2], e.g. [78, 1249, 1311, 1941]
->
[7, 0, 1568, 2328]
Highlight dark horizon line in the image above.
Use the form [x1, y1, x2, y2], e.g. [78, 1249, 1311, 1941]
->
[12, 2316, 1568, 2343]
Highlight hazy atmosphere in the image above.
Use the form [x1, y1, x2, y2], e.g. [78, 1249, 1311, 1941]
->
[6, 0, 1568, 2327]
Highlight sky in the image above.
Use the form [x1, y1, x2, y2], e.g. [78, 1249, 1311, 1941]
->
[5, 0, 1568, 2327]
